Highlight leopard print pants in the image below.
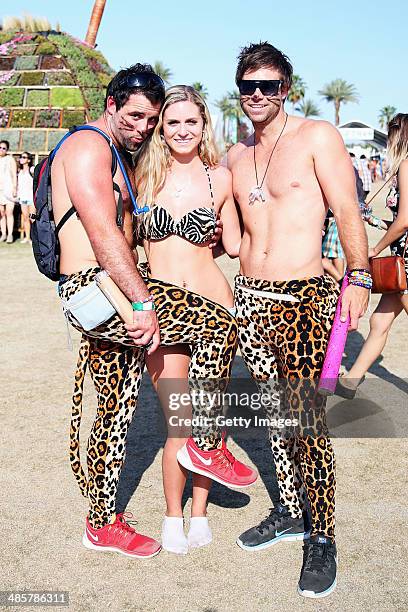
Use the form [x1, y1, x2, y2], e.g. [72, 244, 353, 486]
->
[59, 267, 237, 528]
[234, 274, 339, 539]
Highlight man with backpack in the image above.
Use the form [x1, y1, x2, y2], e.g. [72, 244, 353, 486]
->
[49, 64, 166, 558]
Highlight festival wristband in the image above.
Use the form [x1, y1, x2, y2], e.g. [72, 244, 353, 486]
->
[132, 301, 155, 311]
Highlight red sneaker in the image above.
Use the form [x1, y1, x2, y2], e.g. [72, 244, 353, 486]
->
[82, 512, 161, 558]
[176, 437, 258, 489]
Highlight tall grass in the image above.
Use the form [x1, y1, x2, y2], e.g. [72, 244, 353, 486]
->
[1, 14, 61, 32]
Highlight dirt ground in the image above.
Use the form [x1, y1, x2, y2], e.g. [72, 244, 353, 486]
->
[1, 185, 407, 612]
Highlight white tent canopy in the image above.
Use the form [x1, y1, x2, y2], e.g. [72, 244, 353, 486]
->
[338, 120, 387, 150]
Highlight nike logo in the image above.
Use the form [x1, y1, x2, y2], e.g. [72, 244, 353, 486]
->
[86, 529, 99, 542]
[275, 528, 291, 537]
[190, 446, 212, 466]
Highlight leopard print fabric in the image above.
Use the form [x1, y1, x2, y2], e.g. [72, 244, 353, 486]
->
[234, 274, 339, 540]
[59, 267, 237, 528]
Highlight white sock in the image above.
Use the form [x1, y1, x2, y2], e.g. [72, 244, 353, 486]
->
[188, 517, 212, 549]
[161, 516, 188, 555]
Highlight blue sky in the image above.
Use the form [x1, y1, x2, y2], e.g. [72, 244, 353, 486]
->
[2, 0, 407, 128]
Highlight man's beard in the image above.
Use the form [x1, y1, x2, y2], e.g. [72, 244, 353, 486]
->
[121, 136, 141, 152]
[110, 117, 142, 152]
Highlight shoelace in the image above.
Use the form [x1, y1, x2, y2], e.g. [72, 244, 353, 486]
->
[303, 541, 331, 573]
[213, 446, 236, 472]
[110, 512, 137, 538]
[256, 508, 285, 534]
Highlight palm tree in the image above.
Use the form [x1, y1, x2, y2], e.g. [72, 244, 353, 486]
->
[192, 82, 208, 100]
[287, 75, 306, 109]
[215, 94, 232, 141]
[85, 0, 107, 47]
[295, 98, 320, 117]
[318, 79, 359, 126]
[378, 106, 397, 130]
[153, 61, 172, 85]
[216, 90, 244, 143]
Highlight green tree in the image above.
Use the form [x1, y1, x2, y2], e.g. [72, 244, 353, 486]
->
[378, 105, 397, 130]
[153, 61, 172, 85]
[216, 90, 244, 143]
[287, 75, 306, 109]
[192, 82, 208, 100]
[318, 78, 359, 126]
[295, 98, 321, 117]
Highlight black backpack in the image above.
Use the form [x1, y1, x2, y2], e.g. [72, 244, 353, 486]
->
[31, 125, 148, 281]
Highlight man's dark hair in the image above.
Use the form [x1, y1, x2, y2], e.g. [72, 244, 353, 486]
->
[0, 140, 10, 150]
[235, 42, 293, 88]
[105, 63, 165, 110]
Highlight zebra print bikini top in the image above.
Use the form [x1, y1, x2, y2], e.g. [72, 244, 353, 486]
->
[138, 164, 217, 245]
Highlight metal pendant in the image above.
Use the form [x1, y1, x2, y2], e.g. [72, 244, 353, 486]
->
[249, 186, 266, 205]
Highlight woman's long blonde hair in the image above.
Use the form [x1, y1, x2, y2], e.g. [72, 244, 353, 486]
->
[387, 113, 408, 176]
[135, 85, 219, 206]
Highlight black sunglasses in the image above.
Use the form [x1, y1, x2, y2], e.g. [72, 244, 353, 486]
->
[238, 79, 283, 97]
[125, 72, 165, 91]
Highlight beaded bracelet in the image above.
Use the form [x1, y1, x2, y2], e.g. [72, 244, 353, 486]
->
[348, 280, 372, 289]
[348, 268, 371, 276]
[348, 276, 372, 289]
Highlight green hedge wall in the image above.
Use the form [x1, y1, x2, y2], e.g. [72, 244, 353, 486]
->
[61, 109, 86, 128]
[14, 55, 39, 70]
[19, 71, 45, 86]
[35, 109, 61, 128]
[0, 87, 25, 106]
[47, 130, 67, 150]
[46, 71, 74, 86]
[50, 87, 84, 107]
[22, 130, 46, 151]
[27, 89, 49, 106]
[10, 109, 34, 127]
[0, 129, 20, 149]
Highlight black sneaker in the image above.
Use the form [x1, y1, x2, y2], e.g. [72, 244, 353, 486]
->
[298, 534, 337, 598]
[236, 503, 308, 551]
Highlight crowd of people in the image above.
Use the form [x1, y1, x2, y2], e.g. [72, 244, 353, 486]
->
[10, 40, 408, 601]
[0, 140, 34, 244]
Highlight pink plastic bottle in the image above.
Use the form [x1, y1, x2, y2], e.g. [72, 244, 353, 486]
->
[318, 275, 350, 396]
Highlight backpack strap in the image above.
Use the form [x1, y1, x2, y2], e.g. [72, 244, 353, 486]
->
[51, 125, 127, 235]
[72, 125, 148, 215]
[55, 207, 77, 237]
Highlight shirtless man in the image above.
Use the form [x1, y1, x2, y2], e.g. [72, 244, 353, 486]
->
[227, 43, 370, 598]
[54, 64, 165, 559]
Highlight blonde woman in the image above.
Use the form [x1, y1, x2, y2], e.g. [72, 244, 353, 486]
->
[135, 85, 257, 553]
[337, 114, 408, 398]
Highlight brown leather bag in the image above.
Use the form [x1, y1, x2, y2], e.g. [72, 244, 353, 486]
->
[366, 175, 408, 293]
[370, 252, 407, 293]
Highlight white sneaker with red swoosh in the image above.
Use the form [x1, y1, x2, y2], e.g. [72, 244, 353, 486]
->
[82, 512, 161, 558]
[177, 437, 258, 489]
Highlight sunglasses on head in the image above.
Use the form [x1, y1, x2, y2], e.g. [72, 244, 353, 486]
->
[238, 79, 283, 97]
[124, 72, 165, 91]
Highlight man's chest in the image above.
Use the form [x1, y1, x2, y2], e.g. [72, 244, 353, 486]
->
[232, 145, 314, 205]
